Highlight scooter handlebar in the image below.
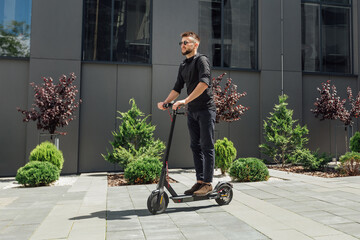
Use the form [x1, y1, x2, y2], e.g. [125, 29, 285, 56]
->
[163, 102, 173, 109]
[163, 102, 185, 115]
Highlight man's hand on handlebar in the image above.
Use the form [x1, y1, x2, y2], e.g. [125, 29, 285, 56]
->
[157, 102, 167, 111]
[172, 100, 186, 110]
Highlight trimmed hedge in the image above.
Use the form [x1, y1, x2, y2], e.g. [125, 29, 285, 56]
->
[350, 132, 360, 153]
[215, 137, 237, 174]
[124, 156, 162, 184]
[229, 157, 269, 182]
[29, 141, 64, 170]
[16, 161, 60, 187]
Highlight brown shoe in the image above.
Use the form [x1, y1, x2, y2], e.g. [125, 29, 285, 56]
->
[184, 183, 202, 195]
[193, 183, 213, 196]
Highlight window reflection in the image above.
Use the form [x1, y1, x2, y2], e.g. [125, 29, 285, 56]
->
[83, 0, 151, 63]
[302, 1, 351, 73]
[0, 0, 31, 57]
[199, 0, 257, 69]
[302, 4, 320, 72]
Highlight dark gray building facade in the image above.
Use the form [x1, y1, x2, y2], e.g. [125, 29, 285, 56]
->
[0, 0, 359, 176]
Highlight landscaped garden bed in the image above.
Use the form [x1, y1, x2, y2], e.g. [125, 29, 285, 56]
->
[267, 164, 348, 178]
[107, 173, 177, 187]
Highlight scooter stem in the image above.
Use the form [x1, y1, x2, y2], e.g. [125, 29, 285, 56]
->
[163, 112, 177, 168]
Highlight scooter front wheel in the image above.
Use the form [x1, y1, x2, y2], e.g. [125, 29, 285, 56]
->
[147, 191, 169, 215]
[215, 184, 233, 205]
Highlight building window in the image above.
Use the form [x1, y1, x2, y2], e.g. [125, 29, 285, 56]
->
[199, 0, 257, 69]
[0, 0, 31, 58]
[302, 0, 352, 74]
[83, 0, 151, 64]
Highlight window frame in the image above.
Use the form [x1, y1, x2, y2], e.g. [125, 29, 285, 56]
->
[301, 0, 353, 75]
[200, 0, 259, 71]
[81, 0, 153, 65]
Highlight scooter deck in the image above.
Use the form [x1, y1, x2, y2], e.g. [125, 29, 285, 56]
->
[170, 192, 218, 203]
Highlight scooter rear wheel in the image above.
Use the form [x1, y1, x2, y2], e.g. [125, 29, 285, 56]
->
[215, 185, 233, 205]
[147, 192, 169, 215]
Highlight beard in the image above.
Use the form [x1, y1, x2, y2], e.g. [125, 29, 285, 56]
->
[182, 49, 193, 56]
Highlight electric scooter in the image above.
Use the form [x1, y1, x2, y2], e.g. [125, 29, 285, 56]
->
[147, 103, 233, 215]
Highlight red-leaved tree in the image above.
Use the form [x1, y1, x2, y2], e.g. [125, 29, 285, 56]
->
[312, 80, 360, 151]
[17, 73, 81, 135]
[311, 80, 345, 121]
[212, 73, 249, 123]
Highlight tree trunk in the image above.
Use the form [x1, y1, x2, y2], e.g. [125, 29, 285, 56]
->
[345, 126, 349, 152]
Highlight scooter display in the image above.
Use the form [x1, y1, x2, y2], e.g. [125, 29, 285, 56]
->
[147, 103, 233, 215]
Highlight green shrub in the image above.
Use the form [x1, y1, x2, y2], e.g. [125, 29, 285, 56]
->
[215, 137, 237, 174]
[313, 150, 332, 168]
[29, 141, 64, 170]
[229, 158, 269, 182]
[124, 156, 162, 184]
[350, 132, 360, 152]
[259, 95, 309, 166]
[339, 152, 360, 176]
[16, 161, 60, 187]
[103, 99, 165, 169]
[289, 148, 319, 170]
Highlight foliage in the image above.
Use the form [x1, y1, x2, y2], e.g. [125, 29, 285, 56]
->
[312, 150, 333, 168]
[0, 21, 30, 57]
[212, 73, 249, 123]
[16, 161, 60, 187]
[103, 99, 165, 169]
[259, 95, 309, 166]
[29, 141, 64, 170]
[214, 137, 237, 175]
[311, 80, 360, 151]
[340, 86, 360, 126]
[289, 148, 319, 170]
[229, 158, 269, 182]
[124, 156, 162, 184]
[350, 132, 360, 152]
[311, 80, 345, 121]
[339, 152, 360, 176]
[17, 73, 81, 135]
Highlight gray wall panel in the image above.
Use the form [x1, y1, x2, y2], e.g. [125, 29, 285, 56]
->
[30, 0, 83, 60]
[27, 59, 81, 174]
[152, 64, 193, 168]
[0, 60, 29, 176]
[116, 65, 152, 115]
[260, 0, 281, 71]
[78, 64, 117, 173]
[152, 0, 198, 66]
[228, 71, 260, 159]
[284, 71, 302, 122]
[283, 0, 301, 72]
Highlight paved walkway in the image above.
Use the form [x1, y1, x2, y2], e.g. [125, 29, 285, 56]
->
[0, 169, 360, 239]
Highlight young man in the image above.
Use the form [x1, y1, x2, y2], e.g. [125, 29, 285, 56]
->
[157, 31, 216, 196]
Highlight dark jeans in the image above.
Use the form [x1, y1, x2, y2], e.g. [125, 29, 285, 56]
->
[187, 109, 216, 183]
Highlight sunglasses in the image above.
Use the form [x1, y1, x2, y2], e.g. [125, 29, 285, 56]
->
[178, 40, 194, 46]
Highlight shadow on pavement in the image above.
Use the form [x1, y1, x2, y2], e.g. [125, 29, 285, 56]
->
[69, 205, 218, 220]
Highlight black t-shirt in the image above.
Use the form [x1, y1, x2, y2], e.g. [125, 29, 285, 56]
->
[173, 53, 216, 111]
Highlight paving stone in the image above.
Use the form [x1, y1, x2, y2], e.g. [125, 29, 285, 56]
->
[106, 229, 145, 240]
[0, 224, 38, 240]
[180, 225, 227, 240]
[330, 222, 360, 238]
[144, 228, 186, 240]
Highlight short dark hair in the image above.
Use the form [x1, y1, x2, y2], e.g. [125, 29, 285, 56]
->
[180, 31, 200, 42]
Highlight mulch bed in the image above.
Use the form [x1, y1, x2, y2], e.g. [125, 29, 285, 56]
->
[107, 173, 177, 187]
[267, 165, 350, 178]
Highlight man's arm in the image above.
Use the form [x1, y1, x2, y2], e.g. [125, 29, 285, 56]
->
[172, 82, 208, 110]
[157, 90, 180, 110]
